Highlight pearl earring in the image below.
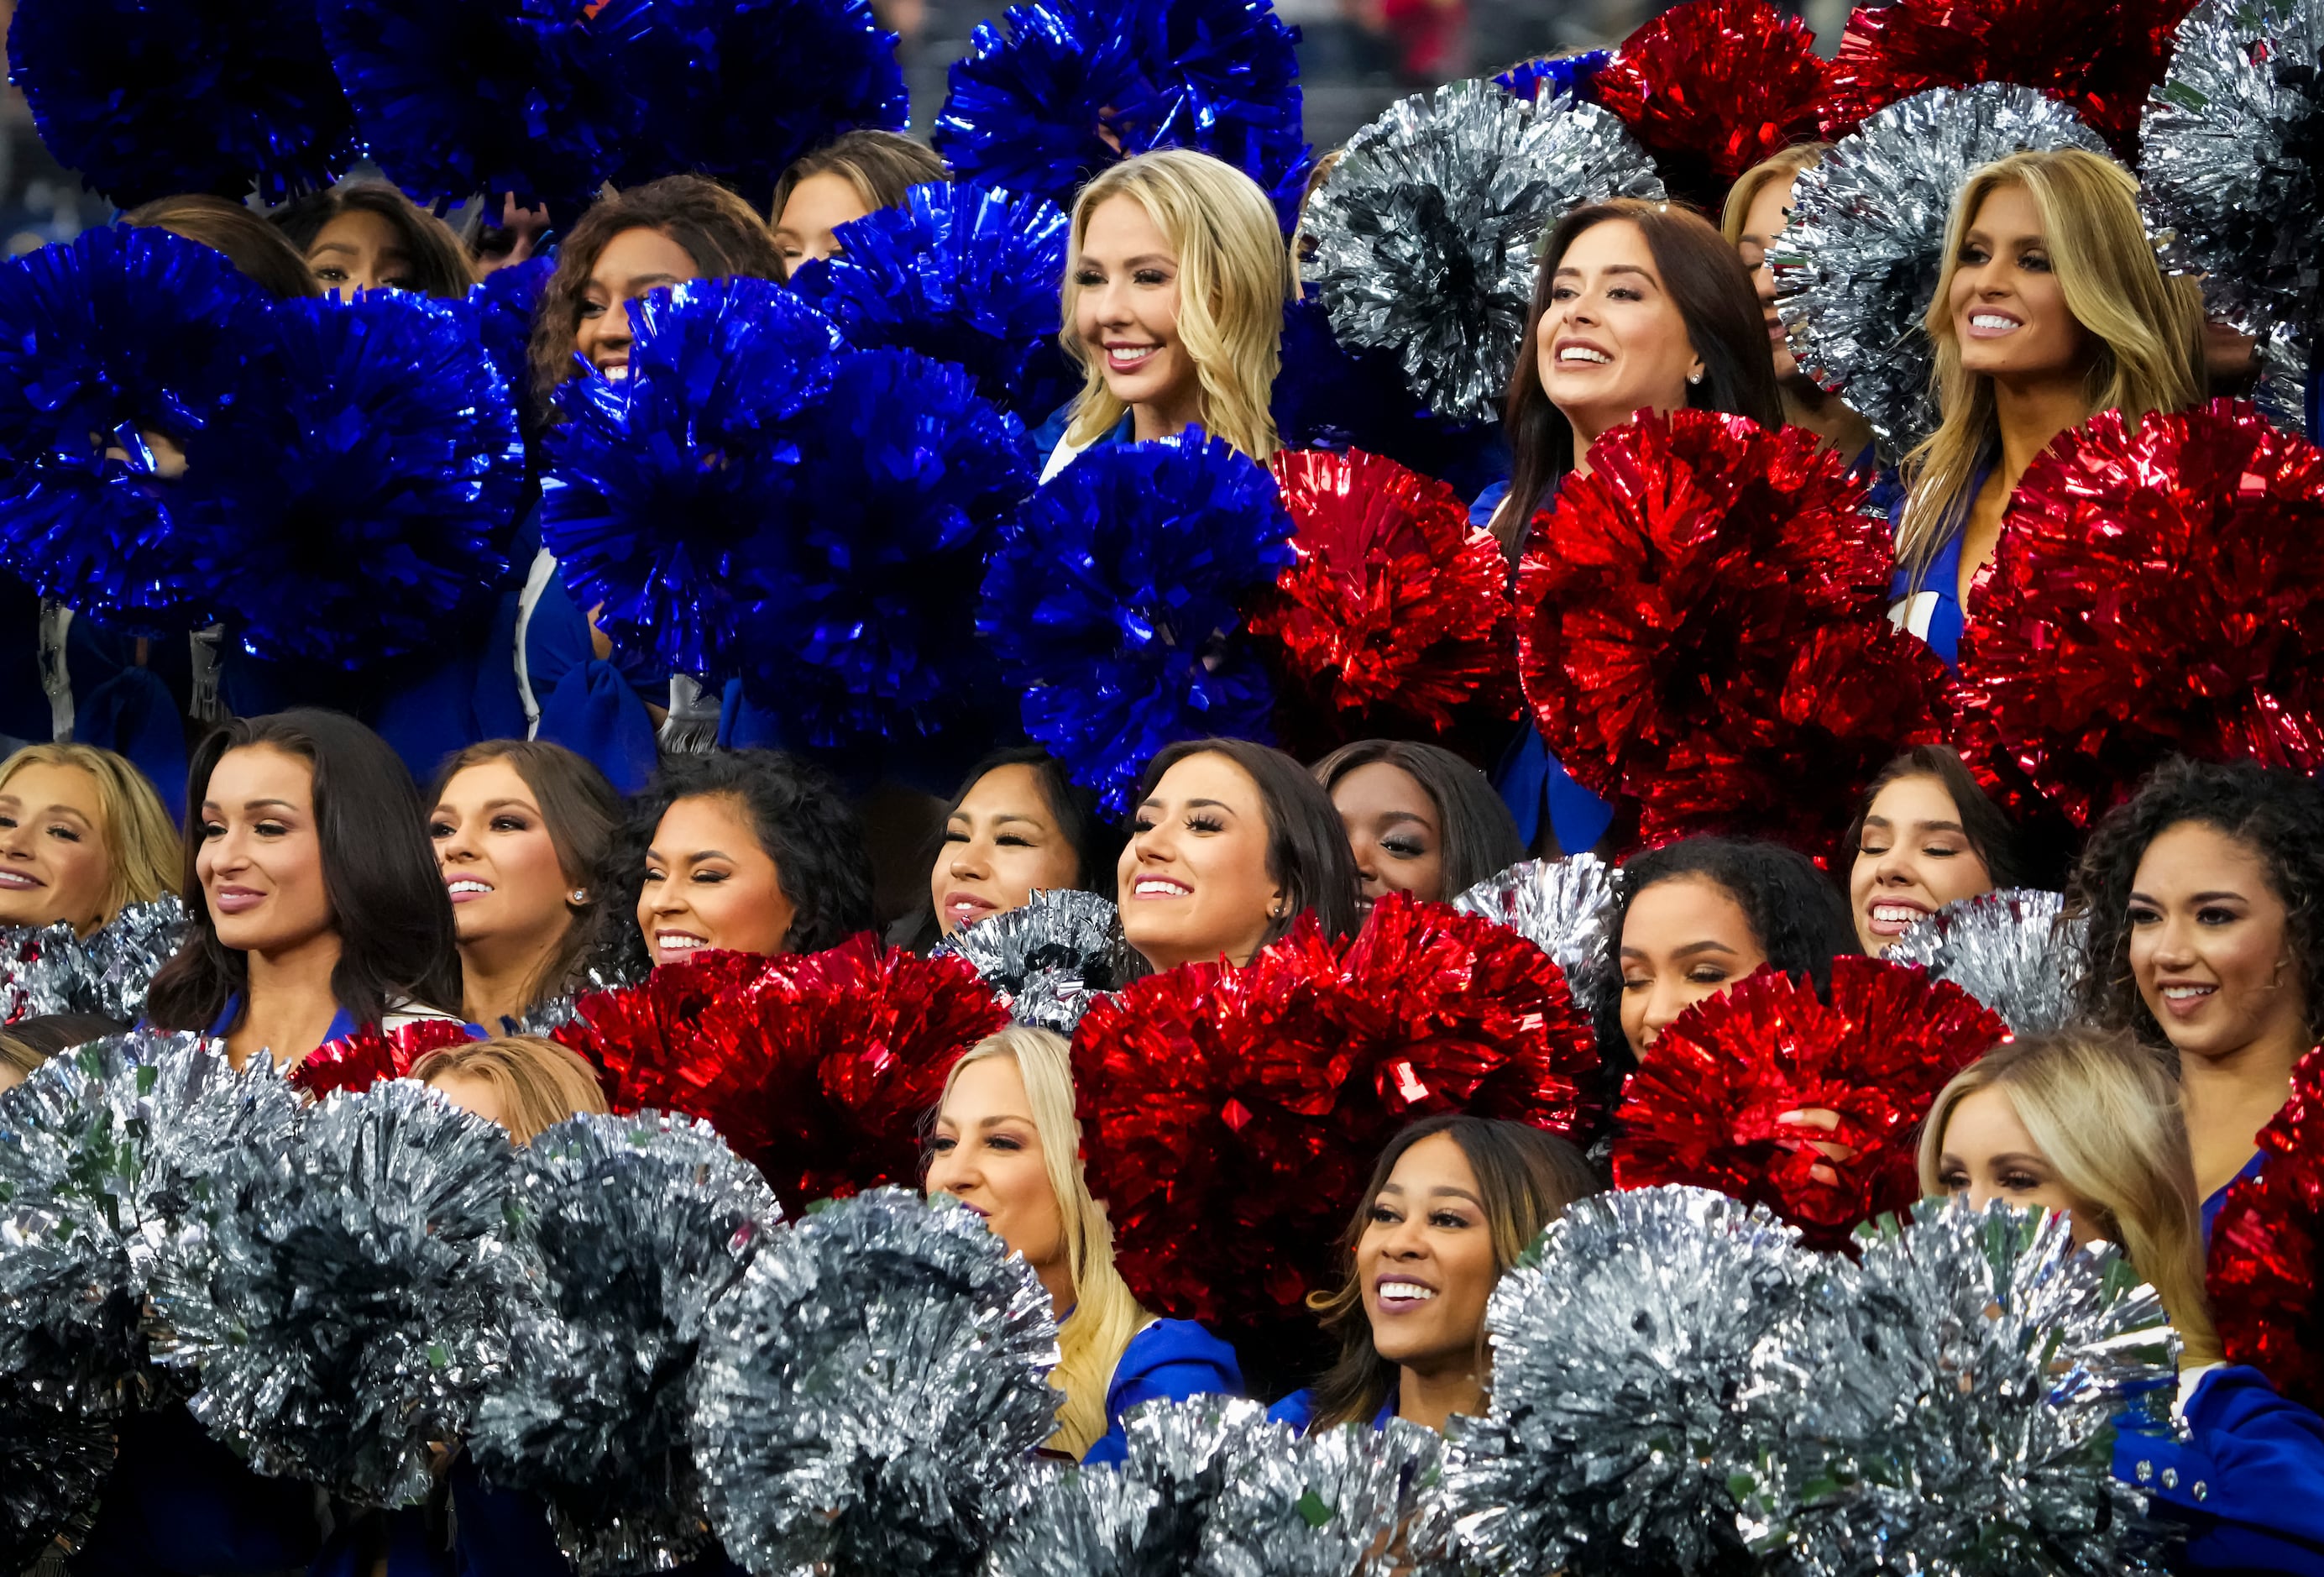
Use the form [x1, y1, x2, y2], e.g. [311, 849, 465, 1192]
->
[1688, 370, 1704, 385]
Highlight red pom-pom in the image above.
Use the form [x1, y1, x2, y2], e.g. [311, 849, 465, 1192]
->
[554, 939, 1008, 1215]
[290, 1018, 481, 1100]
[2210, 1046, 2324, 1412]
[1516, 409, 1950, 849]
[1612, 956, 2007, 1250]
[1589, 0, 1829, 202]
[1952, 401, 2324, 830]
[1250, 448, 1520, 757]
[1819, 0, 2197, 158]
[1072, 896, 1599, 1354]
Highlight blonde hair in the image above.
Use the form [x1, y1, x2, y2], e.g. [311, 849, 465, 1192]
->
[411, 1035, 610, 1145]
[1897, 149, 2204, 576]
[1719, 143, 1830, 247]
[1060, 149, 1295, 461]
[1918, 1027, 2222, 1365]
[0, 743, 179, 929]
[936, 1025, 1151, 1457]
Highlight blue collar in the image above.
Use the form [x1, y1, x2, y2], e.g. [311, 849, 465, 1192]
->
[207, 991, 359, 1045]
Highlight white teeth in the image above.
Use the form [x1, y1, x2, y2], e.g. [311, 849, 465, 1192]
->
[1107, 346, 1157, 365]
[2162, 986, 2215, 1000]
[1379, 1281, 1437, 1302]
[1970, 314, 2018, 331]
[448, 879, 491, 895]
[1872, 904, 1921, 923]
[603, 364, 630, 381]
[659, 934, 705, 951]
[1557, 346, 1612, 364]
[0, 872, 35, 888]
[1133, 878, 1189, 897]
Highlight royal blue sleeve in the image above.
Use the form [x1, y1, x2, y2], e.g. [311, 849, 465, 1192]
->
[1265, 1387, 1318, 1436]
[70, 1403, 325, 1576]
[524, 564, 662, 796]
[1468, 479, 1510, 537]
[1076, 1319, 1245, 1465]
[2114, 1365, 2324, 1572]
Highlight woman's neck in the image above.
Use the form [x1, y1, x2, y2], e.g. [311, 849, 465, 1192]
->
[1038, 1257, 1076, 1323]
[1990, 374, 2091, 495]
[1780, 380, 1875, 459]
[1395, 1356, 1488, 1433]
[2178, 1024, 2306, 1198]
[1131, 389, 1205, 444]
[458, 925, 564, 1030]
[224, 930, 346, 1072]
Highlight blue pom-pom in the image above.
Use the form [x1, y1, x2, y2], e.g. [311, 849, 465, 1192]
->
[735, 348, 1034, 747]
[468, 255, 554, 412]
[788, 181, 1076, 422]
[7, 0, 357, 207]
[615, 0, 908, 196]
[318, 0, 641, 212]
[1271, 296, 1509, 500]
[1494, 50, 1610, 103]
[179, 292, 527, 666]
[0, 227, 270, 630]
[934, 0, 1311, 231]
[538, 277, 845, 682]
[976, 432, 1290, 812]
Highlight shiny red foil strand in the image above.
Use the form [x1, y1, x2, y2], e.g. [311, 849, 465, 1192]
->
[1612, 956, 2007, 1251]
[1951, 401, 2324, 830]
[1590, 0, 1829, 199]
[1819, 0, 2198, 158]
[1071, 896, 1599, 1340]
[1516, 408, 1950, 850]
[554, 939, 1008, 1216]
[1253, 447, 1520, 757]
[290, 1018, 483, 1100]
[2209, 1045, 2324, 1413]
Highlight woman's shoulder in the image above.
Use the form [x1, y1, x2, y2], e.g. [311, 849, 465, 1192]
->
[1265, 1387, 1317, 1433]
[1107, 1318, 1244, 1410]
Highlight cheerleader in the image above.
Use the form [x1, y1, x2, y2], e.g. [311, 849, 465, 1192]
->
[411, 1034, 610, 1143]
[924, 1025, 1243, 1462]
[1722, 146, 1876, 466]
[1270, 1114, 1599, 1433]
[124, 194, 324, 300]
[1841, 744, 2039, 956]
[1030, 148, 1297, 482]
[0, 743, 176, 935]
[427, 740, 625, 1029]
[1311, 739, 1526, 914]
[913, 747, 1123, 949]
[270, 181, 476, 300]
[770, 128, 947, 276]
[1889, 149, 2204, 667]
[1119, 737, 1360, 972]
[141, 710, 463, 1071]
[2067, 757, 2324, 1237]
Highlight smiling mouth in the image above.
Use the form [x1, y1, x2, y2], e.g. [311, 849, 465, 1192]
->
[1132, 876, 1191, 899]
[446, 878, 493, 901]
[1866, 901, 1927, 936]
[1106, 344, 1159, 368]
[1376, 1279, 1438, 1307]
[0, 871, 40, 889]
[1556, 346, 1612, 365]
[655, 931, 709, 955]
[2161, 984, 2217, 1002]
[1968, 313, 2022, 333]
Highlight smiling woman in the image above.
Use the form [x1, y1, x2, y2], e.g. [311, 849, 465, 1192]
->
[1841, 745, 2033, 956]
[0, 743, 177, 936]
[1311, 739, 1526, 917]
[916, 747, 1122, 950]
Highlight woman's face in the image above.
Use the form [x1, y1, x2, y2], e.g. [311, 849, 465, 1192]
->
[1850, 773, 1996, 955]
[196, 746, 335, 958]
[1356, 1132, 1501, 1389]
[1537, 217, 1704, 455]
[430, 762, 575, 955]
[0, 762, 114, 934]
[1071, 196, 1199, 433]
[1934, 1084, 2102, 1248]
[1618, 874, 1768, 1059]
[573, 226, 702, 383]
[1948, 181, 2089, 384]
[924, 1055, 1068, 1277]
[931, 763, 1082, 938]
[773, 171, 872, 272]
[306, 207, 420, 299]
[1119, 752, 1283, 972]
[2128, 820, 2307, 1064]
[636, 793, 795, 967]
[1332, 761, 1444, 915]
[1734, 177, 1798, 382]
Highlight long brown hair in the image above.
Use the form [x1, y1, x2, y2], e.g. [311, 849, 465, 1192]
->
[121, 195, 322, 300]
[770, 129, 946, 276]
[1498, 199, 1783, 554]
[270, 181, 477, 299]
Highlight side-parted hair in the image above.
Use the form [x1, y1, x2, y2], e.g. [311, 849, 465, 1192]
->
[1897, 149, 2205, 578]
[1304, 1113, 1599, 1430]
[0, 743, 180, 927]
[526, 174, 784, 417]
[1500, 199, 1783, 554]
[903, 747, 1125, 955]
[412, 1034, 610, 1145]
[0, 1012, 129, 1082]
[1718, 144, 1830, 248]
[934, 1026, 1150, 1457]
[145, 710, 463, 1035]
[1060, 149, 1296, 461]
[1841, 744, 2039, 893]
[1311, 739, 1526, 900]
[270, 181, 477, 299]
[1918, 1027, 2222, 1364]
[1132, 738, 1363, 947]
[770, 130, 947, 270]
[121, 196, 323, 300]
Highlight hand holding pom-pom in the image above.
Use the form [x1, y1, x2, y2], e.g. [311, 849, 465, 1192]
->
[2208, 1045, 2324, 1413]
[1589, 0, 1829, 204]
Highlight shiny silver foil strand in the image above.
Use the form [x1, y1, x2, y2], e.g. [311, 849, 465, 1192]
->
[1886, 888, 2083, 1036]
[933, 888, 1138, 1034]
[0, 895, 191, 1025]
[1451, 854, 1618, 1019]
[1197, 1417, 1444, 1577]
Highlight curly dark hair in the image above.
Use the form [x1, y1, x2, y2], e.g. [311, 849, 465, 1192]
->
[2067, 757, 2324, 1049]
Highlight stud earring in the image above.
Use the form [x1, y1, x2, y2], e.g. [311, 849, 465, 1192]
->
[568, 888, 589, 904]
[1687, 370, 1704, 385]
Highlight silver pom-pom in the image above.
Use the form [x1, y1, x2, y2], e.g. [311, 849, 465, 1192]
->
[934, 889, 1138, 1034]
[1739, 1197, 2180, 1575]
[146, 1079, 535, 1507]
[0, 895, 191, 1025]
[1450, 854, 1618, 1018]
[1774, 85, 2105, 453]
[0, 1388, 113, 1569]
[693, 1188, 1060, 1577]
[471, 1111, 783, 1574]
[1199, 1418, 1443, 1577]
[1303, 79, 1663, 425]
[1439, 1186, 1822, 1575]
[1886, 888, 2084, 1036]
[500, 953, 652, 1038]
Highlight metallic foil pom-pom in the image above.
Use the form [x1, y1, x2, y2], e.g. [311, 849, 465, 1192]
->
[0, 1385, 113, 1569]
[1738, 1197, 2179, 1575]
[934, 888, 1138, 1034]
[1886, 888, 2083, 1035]
[1200, 1418, 1443, 1577]
[1302, 79, 1662, 425]
[0, 895, 189, 1025]
[1439, 1186, 1820, 1574]
[692, 1188, 1060, 1577]
[2209, 1045, 2324, 1412]
[985, 1464, 1173, 1577]
[470, 1112, 782, 1575]
[146, 1080, 533, 1507]
[1773, 84, 2103, 453]
[1450, 854, 1617, 1018]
